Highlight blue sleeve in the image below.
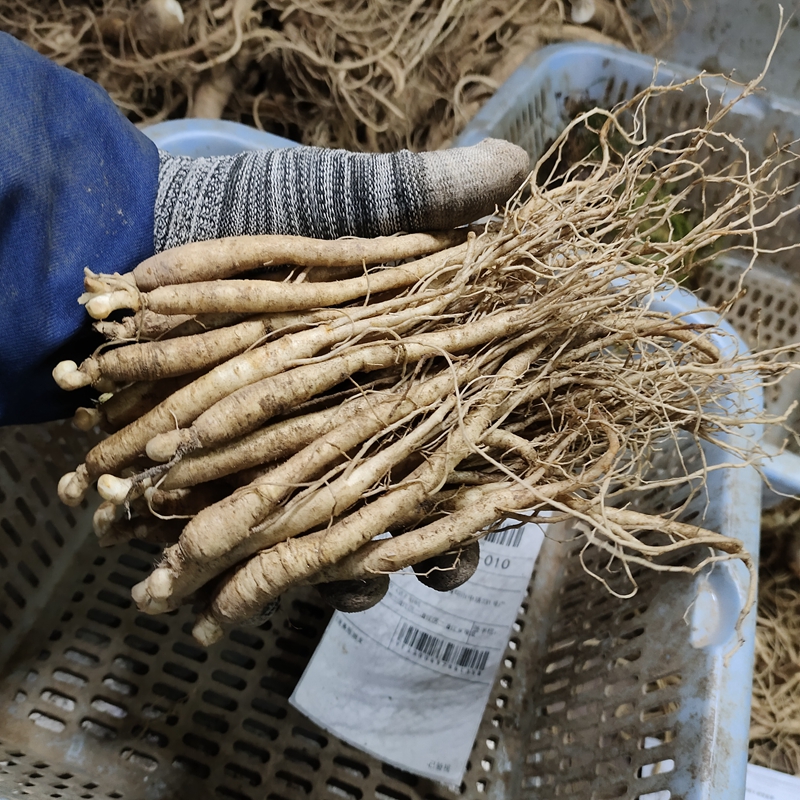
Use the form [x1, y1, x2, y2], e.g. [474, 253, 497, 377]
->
[0, 32, 160, 425]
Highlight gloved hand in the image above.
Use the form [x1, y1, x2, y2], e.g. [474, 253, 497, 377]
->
[0, 30, 528, 427]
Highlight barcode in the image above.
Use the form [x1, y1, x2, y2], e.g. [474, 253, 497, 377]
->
[395, 623, 491, 674]
[484, 526, 524, 548]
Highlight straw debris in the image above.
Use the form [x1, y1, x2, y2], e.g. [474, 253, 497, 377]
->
[1, 0, 665, 149]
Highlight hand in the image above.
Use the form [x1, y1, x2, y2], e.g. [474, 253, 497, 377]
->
[154, 138, 530, 251]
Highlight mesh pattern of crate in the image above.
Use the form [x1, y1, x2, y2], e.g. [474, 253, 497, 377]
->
[0, 44, 772, 800]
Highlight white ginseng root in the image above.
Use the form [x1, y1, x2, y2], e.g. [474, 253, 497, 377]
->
[55, 76, 800, 647]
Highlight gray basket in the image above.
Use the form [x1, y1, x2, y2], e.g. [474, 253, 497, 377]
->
[0, 46, 766, 800]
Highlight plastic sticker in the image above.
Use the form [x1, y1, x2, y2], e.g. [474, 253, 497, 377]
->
[291, 521, 545, 785]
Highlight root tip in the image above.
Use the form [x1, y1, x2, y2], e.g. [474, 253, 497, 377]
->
[148, 567, 175, 601]
[131, 579, 172, 614]
[58, 471, 88, 507]
[97, 474, 132, 505]
[53, 361, 91, 391]
[192, 614, 224, 647]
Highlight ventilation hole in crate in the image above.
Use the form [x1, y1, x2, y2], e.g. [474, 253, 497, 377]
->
[222, 650, 256, 670]
[0, 450, 21, 481]
[132, 726, 168, 748]
[544, 654, 574, 674]
[285, 747, 320, 770]
[641, 699, 680, 722]
[242, 717, 279, 741]
[17, 560, 39, 588]
[529, 747, 556, 765]
[81, 717, 117, 740]
[15, 497, 37, 527]
[3, 583, 25, 614]
[107, 571, 137, 589]
[334, 756, 369, 778]
[573, 676, 604, 696]
[162, 662, 199, 684]
[547, 637, 575, 653]
[64, 647, 98, 667]
[613, 650, 642, 670]
[640, 731, 675, 749]
[2, 519, 21, 547]
[96, 589, 131, 610]
[225, 761, 262, 786]
[101, 675, 136, 696]
[86, 608, 120, 629]
[113, 654, 148, 675]
[172, 755, 210, 778]
[375, 785, 412, 800]
[251, 697, 286, 720]
[216, 787, 253, 800]
[140, 704, 166, 720]
[135, 615, 169, 636]
[0, 611, 13, 629]
[49, 629, 63, 642]
[41, 689, 76, 712]
[558, 595, 586, 614]
[124, 634, 159, 656]
[617, 627, 646, 643]
[193, 710, 229, 734]
[620, 604, 649, 623]
[76, 627, 111, 648]
[120, 748, 158, 773]
[382, 764, 418, 786]
[276, 770, 312, 794]
[91, 697, 127, 719]
[327, 778, 363, 800]
[44, 520, 64, 548]
[638, 757, 675, 778]
[204, 689, 237, 711]
[233, 740, 270, 764]
[643, 674, 682, 694]
[267, 656, 304, 679]
[541, 700, 565, 716]
[172, 640, 208, 662]
[183, 732, 220, 757]
[291, 726, 327, 749]
[212, 669, 247, 691]
[117, 553, 151, 573]
[152, 682, 187, 703]
[29, 711, 66, 732]
[229, 630, 265, 650]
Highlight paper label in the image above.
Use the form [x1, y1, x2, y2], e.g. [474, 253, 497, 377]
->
[746, 764, 800, 800]
[291, 522, 545, 785]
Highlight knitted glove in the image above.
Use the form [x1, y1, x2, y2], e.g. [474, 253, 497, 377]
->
[154, 140, 530, 251]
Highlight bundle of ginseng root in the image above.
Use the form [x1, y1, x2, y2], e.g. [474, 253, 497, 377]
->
[54, 80, 798, 647]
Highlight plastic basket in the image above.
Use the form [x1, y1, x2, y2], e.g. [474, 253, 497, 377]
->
[0, 53, 763, 800]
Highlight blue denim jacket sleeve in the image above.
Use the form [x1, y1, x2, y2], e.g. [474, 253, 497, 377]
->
[0, 32, 159, 424]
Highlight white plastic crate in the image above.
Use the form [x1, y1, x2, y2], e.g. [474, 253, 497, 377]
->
[0, 48, 766, 800]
